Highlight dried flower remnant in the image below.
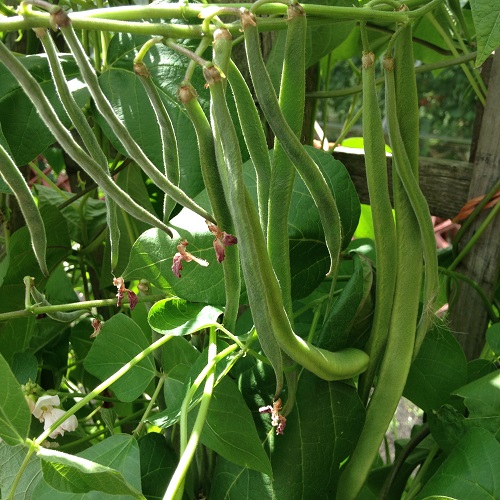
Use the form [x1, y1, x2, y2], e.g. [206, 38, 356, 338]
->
[90, 318, 103, 338]
[172, 239, 209, 278]
[113, 277, 138, 310]
[206, 221, 238, 263]
[259, 398, 287, 435]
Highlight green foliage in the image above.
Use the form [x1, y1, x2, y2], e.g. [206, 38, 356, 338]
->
[0, 1, 498, 499]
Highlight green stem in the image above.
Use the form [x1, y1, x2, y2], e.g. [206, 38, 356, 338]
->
[34, 331, 175, 445]
[165, 327, 218, 500]
[0, 293, 166, 321]
[427, 12, 486, 105]
[133, 374, 166, 437]
[7, 441, 37, 500]
[307, 51, 478, 99]
[449, 200, 500, 272]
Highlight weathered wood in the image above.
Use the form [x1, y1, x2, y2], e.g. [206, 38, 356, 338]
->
[333, 148, 473, 220]
[448, 52, 500, 360]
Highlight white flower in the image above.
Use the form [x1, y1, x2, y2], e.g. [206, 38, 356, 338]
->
[42, 408, 78, 438]
[31, 394, 78, 438]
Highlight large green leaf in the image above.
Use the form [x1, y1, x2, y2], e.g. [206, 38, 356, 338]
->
[271, 373, 365, 498]
[122, 220, 226, 305]
[0, 53, 88, 165]
[83, 314, 155, 402]
[470, 0, 500, 67]
[37, 437, 142, 498]
[95, 33, 206, 199]
[148, 298, 222, 336]
[0, 353, 31, 446]
[0, 443, 42, 499]
[209, 456, 274, 499]
[139, 433, 177, 500]
[417, 428, 500, 499]
[404, 324, 467, 413]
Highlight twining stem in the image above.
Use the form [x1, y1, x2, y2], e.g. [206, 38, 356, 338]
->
[133, 374, 166, 437]
[165, 327, 218, 500]
[0, 293, 166, 321]
[34, 331, 175, 445]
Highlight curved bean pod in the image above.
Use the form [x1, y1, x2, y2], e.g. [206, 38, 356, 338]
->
[59, 18, 216, 225]
[0, 144, 48, 276]
[134, 61, 180, 223]
[39, 29, 121, 270]
[267, 4, 306, 316]
[206, 63, 369, 384]
[393, 26, 438, 354]
[337, 57, 424, 500]
[241, 9, 342, 280]
[227, 60, 271, 232]
[0, 39, 173, 237]
[358, 51, 397, 404]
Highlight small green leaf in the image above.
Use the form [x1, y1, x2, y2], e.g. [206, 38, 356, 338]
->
[417, 427, 500, 499]
[486, 322, 500, 355]
[148, 298, 222, 336]
[453, 370, 500, 437]
[0, 353, 31, 446]
[83, 314, 155, 402]
[404, 324, 467, 413]
[470, 0, 500, 67]
[37, 445, 143, 498]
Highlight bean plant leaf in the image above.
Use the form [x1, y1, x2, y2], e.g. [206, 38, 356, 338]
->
[404, 324, 467, 413]
[453, 370, 500, 438]
[469, 0, 500, 67]
[148, 298, 222, 336]
[84, 314, 155, 402]
[486, 322, 500, 355]
[209, 456, 273, 499]
[0, 353, 31, 446]
[37, 440, 143, 498]
[122, 217, 226, 305]
[417, 427, 500, 499]
[0, 443, 42, 500]
[271, 372, 365, 498]
[139, 433, 177, 500]
[0, 54, 88, 165]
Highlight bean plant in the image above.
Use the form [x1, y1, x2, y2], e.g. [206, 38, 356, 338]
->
[0, 0, 499, 499]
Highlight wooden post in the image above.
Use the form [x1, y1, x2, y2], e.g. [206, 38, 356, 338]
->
[448, 52, 500, 359]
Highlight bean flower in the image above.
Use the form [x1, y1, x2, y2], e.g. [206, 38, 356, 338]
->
[28, 394, 78, 439]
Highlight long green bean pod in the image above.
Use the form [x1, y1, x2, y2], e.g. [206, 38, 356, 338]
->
[241, 9, 342, 280]
[134, 60, 180, 223]
[38, 28, 121, 271]
[0, 39, 173, 237]
[393, 25, 438, 354]
[206, 62, 369, 384]
[357, 50, 397, 404]
[58, 14, 216, 225]
[0, 144, 48, 276]
[267, 3, 306, 316]
[227, 60, 271, 232]
[337, 57, 424, 500]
